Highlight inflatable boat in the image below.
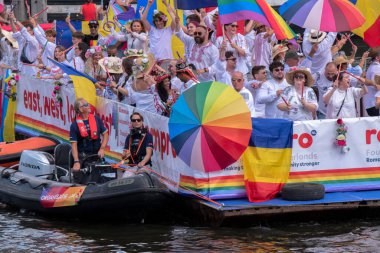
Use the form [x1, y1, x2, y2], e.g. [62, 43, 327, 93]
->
[0, 136, 59, 167]
[0, 144, 173, 222]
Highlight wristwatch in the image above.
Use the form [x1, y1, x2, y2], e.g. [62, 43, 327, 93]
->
[74, 160, 80, 164]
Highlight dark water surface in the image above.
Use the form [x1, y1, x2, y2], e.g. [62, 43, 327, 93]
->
[1, 205, 380, 252]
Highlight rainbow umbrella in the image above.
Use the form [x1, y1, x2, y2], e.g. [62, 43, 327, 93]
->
[279, 0, 366, 32]
[168, 82, 252, 173]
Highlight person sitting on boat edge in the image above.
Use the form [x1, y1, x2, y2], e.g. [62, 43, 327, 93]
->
[122, 112, 153, 171]
[70, 98, 109, 178]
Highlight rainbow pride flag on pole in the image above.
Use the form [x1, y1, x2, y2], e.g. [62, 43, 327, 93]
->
[243, 118, 293, 202]
[350, 0, 380, 47]
[218, 0, 294, 40]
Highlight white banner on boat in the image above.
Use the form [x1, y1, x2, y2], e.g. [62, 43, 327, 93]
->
[14, 75, 380, 197]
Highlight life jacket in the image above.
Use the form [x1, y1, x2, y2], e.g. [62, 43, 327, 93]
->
[76, 114, 98, 140]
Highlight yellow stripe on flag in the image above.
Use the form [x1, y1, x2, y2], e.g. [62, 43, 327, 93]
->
[70, 75, 97, 107]
[243, 147, 292, 184]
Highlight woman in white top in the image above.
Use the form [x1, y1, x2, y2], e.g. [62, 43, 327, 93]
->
[69, 42, 89, 73]
[278, 68, 318, 121]
[37, 45, 71, 84]
[323, 72, 367, 119]
[84, 46, 107, 93]
[112, 20, 148, 52]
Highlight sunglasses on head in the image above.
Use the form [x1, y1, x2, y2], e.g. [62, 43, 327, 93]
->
[131, 118, 142, 122]
[194, 32, 203, 36]
[273, 68, 284, 72]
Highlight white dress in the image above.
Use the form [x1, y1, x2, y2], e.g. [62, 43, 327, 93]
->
[280, 86, 318, 121]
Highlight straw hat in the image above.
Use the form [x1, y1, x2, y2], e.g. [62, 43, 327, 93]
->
[98, 57, 123, 74]
[308, 29, 327, 43]
[334, 55, 349, 66]
[286, 68, 315, 87]
[2, 30, 18, 49]
[375, 75, 380, 85]
[132, 53, 155, 78]
[272, 44, 288, 59]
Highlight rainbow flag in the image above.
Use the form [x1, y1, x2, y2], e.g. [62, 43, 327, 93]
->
[48, 58, 97, 108]
[350, 0, 380, 47]
[243, 118, 293, 202]
[218, 0, 294, 40]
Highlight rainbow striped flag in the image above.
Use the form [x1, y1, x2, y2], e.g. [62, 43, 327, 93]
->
[350, 0, 380, 47]
[218, 0, 294, 40]
[243, 118, 293, 202]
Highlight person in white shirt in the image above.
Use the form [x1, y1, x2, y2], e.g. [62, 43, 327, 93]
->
[140, 0, 175, 60]
[213, 51, 237, 86]
[188, 25, 219, 82]
[175, 62, 199, 94]
[215, 22, 249, 75]
[111, 20, 148, 52]
[365, 47, 380, 116]
[302, 29, 337, 74]
[30, 17, 56, 68]
[174, 16, 195, 62]
[257, 62, 289, 118]
[313, 62, 338, 119]
[278, 68, 318, 121]
[231, 71, 256, 117]
[246, 65, 267, 117]
[254, 25, 276, 69]
[9, 12, 39, 76]
[323, 72, 367, 119]
[70, 42, 89, 73]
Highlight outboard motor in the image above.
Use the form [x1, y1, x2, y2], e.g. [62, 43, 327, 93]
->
[19, 150, 55, 179]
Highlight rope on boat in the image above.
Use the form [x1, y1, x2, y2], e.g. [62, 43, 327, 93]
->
[111, 161, 224, 208]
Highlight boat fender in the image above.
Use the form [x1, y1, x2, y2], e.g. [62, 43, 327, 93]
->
[281, 183, 325, 201]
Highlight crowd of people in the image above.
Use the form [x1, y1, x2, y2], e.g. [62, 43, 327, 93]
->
[1, 0, 380, 123]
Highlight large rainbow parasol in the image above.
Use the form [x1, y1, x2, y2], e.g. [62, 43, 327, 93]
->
[168, 81, 252, 173]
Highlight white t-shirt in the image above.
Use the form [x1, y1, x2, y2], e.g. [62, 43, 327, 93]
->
[314, 72, 333, 115]
[364, 62, 380, 109]
[325, 87, 362, 119]
[149, 26, 173, 60]
[245, 80, 265, 117]
[239, 87, 256, 117]
[257, 78, 289, 118]
[280, 86, 318, 121]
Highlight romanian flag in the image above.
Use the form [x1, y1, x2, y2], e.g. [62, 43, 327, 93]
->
[56, 21, 98, 48]
[48, 58, 97, 108]
[350, 0, 380, 47]
[0, 70, 16, 142]
[243, 118, 293, 202]
[176, 0, 217, 10]
[218, 0, 294, 40]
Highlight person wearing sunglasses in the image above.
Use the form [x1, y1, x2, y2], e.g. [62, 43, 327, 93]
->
[257, 61, 290, 118]
[213, 51, 238, 86]
[66, 15, 99, 47]
[70, 98, 109, 180]
[122, 112, 153, 170]
[278, 68, 318, 121]
[216, 22, 249, 76]
[231, 71, 256, 117]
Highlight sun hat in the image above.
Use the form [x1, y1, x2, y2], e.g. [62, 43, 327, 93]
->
[272, 44, 288, 59]
[333, 55, 350, 66]
[308, 29, 327, 43]
[286, 68, 315, 87]
[1, 30, 18, 49]
[98, 57, 123, 74]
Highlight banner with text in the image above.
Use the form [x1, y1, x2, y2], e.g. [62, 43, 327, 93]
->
[14, 75, 380, 198]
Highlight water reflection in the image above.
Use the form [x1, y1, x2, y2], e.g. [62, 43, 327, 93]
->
[0, 205, 380, 252]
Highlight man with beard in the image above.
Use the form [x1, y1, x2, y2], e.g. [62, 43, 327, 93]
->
[188, 25, 219, 82]
[313, 62, 338, 119]
[256, 62, 289, 118]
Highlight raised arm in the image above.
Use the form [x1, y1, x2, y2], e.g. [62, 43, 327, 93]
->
[65, 15, 77, 33]
[140, 0, 153, 32]
[162, 0, 176, 31]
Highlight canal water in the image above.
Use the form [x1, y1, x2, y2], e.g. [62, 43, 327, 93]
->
[1, 205, 379, 252]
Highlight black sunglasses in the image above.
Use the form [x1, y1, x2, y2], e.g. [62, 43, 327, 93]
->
[89, 25, 98, 28]
[194, 32, 203, 36]
[131, 119, 142, 122]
